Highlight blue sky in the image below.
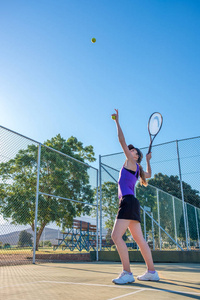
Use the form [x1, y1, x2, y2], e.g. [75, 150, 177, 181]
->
[0, 0, 200, 168]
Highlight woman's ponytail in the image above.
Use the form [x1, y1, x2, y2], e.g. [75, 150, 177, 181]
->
[127, 144, 148, 186]
[139, 164, 148, 186]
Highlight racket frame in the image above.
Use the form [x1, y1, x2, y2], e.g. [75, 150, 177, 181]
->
[147, 112, 163, 154]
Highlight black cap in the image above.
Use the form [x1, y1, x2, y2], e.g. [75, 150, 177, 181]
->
[128, 144, 143, 164]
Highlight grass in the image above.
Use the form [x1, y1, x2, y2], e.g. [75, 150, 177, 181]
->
[1, 245, 190, 256]
[0, 246, 91, 255]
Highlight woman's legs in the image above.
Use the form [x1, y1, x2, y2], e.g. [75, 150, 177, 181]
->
[111, 219, 131, 272]
[128, 220, 155, 271]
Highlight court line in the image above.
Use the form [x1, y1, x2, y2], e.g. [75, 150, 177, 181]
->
[42, 281, 200, 296]
[0, 280, 143, 291]
[107, 289, 145, 300]
[1, 280, 200, 297]
[42, 281, 151, 291]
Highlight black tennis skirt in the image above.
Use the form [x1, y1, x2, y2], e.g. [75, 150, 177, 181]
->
[116, 194, 141, 222]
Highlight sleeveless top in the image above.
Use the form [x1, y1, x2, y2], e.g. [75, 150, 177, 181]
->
[118, 163, 139, 199]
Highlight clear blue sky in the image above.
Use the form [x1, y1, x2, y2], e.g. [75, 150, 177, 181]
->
[1, 0, 200, 167]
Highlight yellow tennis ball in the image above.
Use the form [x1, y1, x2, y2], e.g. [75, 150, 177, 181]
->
[112, 115, 116, 120]
[91, 38, 96, 43]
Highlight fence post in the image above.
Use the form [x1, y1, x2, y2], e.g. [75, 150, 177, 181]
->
[151, 212, 155, 250]
[176, 140, 189, 250]
[99, 155, 102, 251]
[135, 188, 139, 251]
[143, 209, 146, 241]
[156, 188, 162, 250]
[33, 143, 41, 264]
[195, 207, 200, 249]
[172, 196, 178, 250]
[96, 169, 99, 261]
[185, 203, 191, 249]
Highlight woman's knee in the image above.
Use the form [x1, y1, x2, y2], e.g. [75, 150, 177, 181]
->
[111, 231, 117, 242]
[111, 231, 122, 243]
[111, 219, 130, 243]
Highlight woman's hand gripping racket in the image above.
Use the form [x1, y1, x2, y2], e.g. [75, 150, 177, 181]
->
[147, 112, 163, 154]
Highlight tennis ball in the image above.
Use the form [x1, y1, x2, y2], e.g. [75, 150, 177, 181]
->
[91, 38, 96, 43]
[112, 115, 116, 120]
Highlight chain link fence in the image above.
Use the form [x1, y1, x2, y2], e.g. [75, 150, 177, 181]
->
[100, 137, 200, 251]
[0, 126, 98, 266]
[1, 125, 200, 266]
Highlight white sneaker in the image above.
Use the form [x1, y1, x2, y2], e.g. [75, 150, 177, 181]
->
[112, 271, 135, 284]
[137, 270, 160, 281]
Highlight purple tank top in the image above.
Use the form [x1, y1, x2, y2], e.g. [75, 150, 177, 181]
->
[118, 164, 139, 199]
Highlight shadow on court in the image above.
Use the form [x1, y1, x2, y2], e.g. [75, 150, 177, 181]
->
[1, 262, 200, 300]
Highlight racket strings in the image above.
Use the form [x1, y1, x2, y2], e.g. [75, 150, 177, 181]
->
[149, 114, 162, 135]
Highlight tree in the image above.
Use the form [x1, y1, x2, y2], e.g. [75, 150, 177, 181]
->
[105, 228, 113, 245]
[136, 175, 183, 242]
[146, 173, 200, 242]
[0, 135, 96, 250]
[148, 173, 200, 208]
[18, 230, 33, 247]
[100, 181, 119, 230]
[39, 240, 52, 247]
[99, 181, 129, 241]
[135, 183, 158, 235]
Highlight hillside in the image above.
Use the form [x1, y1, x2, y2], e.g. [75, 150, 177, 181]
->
[0, 227, 61, 245]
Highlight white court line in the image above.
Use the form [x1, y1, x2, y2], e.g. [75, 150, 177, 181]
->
[42, 281, 152, 291]
[42, 281, 200, 296]
[1, 280, 200, 297]
[107, 289, 145, 300]
[0, 280, 142, 291]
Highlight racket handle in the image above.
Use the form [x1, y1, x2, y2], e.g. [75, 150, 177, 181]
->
[147, 142, 152, 154]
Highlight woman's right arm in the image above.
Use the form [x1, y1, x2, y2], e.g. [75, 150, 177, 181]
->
[112, 109, 133, 161]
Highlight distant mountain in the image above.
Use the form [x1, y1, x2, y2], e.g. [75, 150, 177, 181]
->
[0, 223, 107, 246]
[0, 227, 62, 246]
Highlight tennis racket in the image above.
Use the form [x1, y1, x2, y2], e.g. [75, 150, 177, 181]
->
[147, 112, 163, 154]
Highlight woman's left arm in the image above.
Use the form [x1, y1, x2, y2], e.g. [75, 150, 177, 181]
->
[145, 153, 152, 178]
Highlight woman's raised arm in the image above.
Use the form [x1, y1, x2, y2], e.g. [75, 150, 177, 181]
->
[112, 109, 133, 161]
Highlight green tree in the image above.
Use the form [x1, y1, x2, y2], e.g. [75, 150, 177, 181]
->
[136, 176, 182, 242]
[148, 173, 200, 208]
[39, 240, 52, 247]
[105, 228, 113, 244]
[18, 230, 33, 247]
[100, 181, 118, 230]
[147, 173, 200, 241]
[99, 181, 129, 242]
[0, 135, 96, 250]
[136, 183, 158, 234]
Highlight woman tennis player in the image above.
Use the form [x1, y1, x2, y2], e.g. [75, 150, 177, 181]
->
[111, 109, 160, 284]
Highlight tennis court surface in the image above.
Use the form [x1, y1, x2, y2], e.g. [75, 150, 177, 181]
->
[1, 262, 200, 300]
